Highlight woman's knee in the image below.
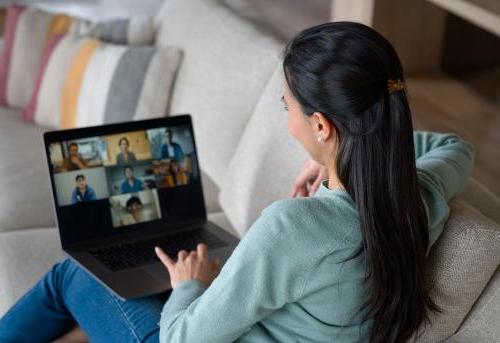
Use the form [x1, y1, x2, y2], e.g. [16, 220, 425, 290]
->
[45, 258, 83, 291]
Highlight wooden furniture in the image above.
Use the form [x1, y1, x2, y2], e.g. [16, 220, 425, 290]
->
[331, 0, 500, 195]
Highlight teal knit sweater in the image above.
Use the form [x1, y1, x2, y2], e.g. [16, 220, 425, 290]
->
[159, 131, 475, 342]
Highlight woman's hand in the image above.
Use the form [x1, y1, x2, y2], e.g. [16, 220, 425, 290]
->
[155, 244, 220, 289]
[291, 158, 328, 197]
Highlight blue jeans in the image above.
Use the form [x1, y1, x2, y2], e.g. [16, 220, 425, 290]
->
[0, 258, 170, 343]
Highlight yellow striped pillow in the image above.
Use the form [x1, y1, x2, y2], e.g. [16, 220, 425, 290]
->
[32, 35, 182, 128]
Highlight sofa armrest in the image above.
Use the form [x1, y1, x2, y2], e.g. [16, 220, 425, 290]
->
[446, 266, 500, 342]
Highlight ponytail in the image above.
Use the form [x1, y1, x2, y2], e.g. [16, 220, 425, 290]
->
[283, 21, 439, 342]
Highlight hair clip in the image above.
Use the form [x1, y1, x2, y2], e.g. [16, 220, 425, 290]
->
[387, 78, 405, 94]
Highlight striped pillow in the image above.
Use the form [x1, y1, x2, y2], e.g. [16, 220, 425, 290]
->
[0, 4, 156, 109]
[29, 35, 182, 128]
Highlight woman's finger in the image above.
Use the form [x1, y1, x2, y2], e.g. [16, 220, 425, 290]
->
[155, 247, 174, 270]
[197, 243, 208, 261]
[309, 175, 323, 196]
[178, 250, 188, 261]
[291, 159, 320, 197]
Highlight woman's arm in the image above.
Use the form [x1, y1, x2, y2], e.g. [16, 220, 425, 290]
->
[413, 131, 475, 202]
[158, 206, 313, 343]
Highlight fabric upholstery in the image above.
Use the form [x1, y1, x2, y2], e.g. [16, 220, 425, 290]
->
[0, 107, 55, 231]
[0, 227, 65, 317]
[154, 0, 284, 185]
[202, 171, 222, 214]
[207, 211, 238, 238]
[446, 266, 500, 342]
[29, 35, 182, 128]
[414, 199, 500, 342]
[219, 65, 308, 236]
[0, 4, 156, 109]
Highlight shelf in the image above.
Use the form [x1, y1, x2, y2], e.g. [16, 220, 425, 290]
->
[426, 0, 500, 36]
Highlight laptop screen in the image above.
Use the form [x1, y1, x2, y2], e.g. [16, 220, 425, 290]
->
[44, 116, 206, 247]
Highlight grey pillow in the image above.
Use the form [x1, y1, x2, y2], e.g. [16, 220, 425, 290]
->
[414, 198, 500, 342]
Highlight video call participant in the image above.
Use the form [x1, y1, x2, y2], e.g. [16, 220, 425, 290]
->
[169, 160, 189, 186]
[63, 143, 87, 171]
[116, 137, 137, 165]
[160, 128, 185, 161]
[71, 175, 97, 204]
[151, 160, 169, 188]
[120, 166, 144, 194]
[120, 196, 151, 226]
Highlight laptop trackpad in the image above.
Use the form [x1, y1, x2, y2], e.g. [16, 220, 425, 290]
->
[143, 262, 171, 285]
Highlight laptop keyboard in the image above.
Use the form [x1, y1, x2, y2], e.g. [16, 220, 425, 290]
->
[88, 229, 227, 272]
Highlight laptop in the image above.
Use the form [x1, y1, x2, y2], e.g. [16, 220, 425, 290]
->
[43, 115, 239, 299]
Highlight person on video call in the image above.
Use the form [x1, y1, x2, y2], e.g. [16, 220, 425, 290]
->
[168, 160, 189, 186]
[63, 143, 87, 171]
[116, 137, 137, 165]
[160, 128, 184, 161]
[70, 175, 97, 204]
[120, 196, 154, 226]
[152, 160, 172, 188]
[120, 166, 144, 194]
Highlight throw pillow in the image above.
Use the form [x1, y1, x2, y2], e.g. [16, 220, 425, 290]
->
[27, 35, 182, 129]
[0, 4, 156, 109]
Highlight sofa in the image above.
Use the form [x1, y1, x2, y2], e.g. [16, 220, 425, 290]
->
[0, 0, 499, 341]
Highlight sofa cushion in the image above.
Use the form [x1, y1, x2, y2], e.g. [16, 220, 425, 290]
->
[415, 199, 500, 341]
[0, 227, 65, 317]
[219, 65, 308, 236]
[154, 0, 283, 185]
[0, 107, 55, 231]
[28, 35, 182, 128]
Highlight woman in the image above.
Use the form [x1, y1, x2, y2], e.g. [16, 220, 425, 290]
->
[0, 22, 474, 342]
[168, 160, 190, 186]
[62, 142, 87, 171]
[116, 137, 137, 165]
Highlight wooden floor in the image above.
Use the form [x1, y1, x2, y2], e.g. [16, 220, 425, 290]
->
[244, 0, 500, 196]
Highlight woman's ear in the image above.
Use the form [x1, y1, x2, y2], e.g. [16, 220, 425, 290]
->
[311, 112, 335, 142]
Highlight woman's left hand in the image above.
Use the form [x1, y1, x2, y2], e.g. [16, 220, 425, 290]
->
[155, 243, 220, 289]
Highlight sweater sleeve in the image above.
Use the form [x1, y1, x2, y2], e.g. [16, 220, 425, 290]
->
[159, 205, 312, 343]
[413, 131, 475, 202]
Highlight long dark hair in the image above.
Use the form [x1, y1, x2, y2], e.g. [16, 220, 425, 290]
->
[283, 22, 438, 342]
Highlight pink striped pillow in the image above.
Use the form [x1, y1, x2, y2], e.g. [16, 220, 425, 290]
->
[0, 4, 156, 109]
[0, 4, 25, 106]
[22, 34, 64, 122]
